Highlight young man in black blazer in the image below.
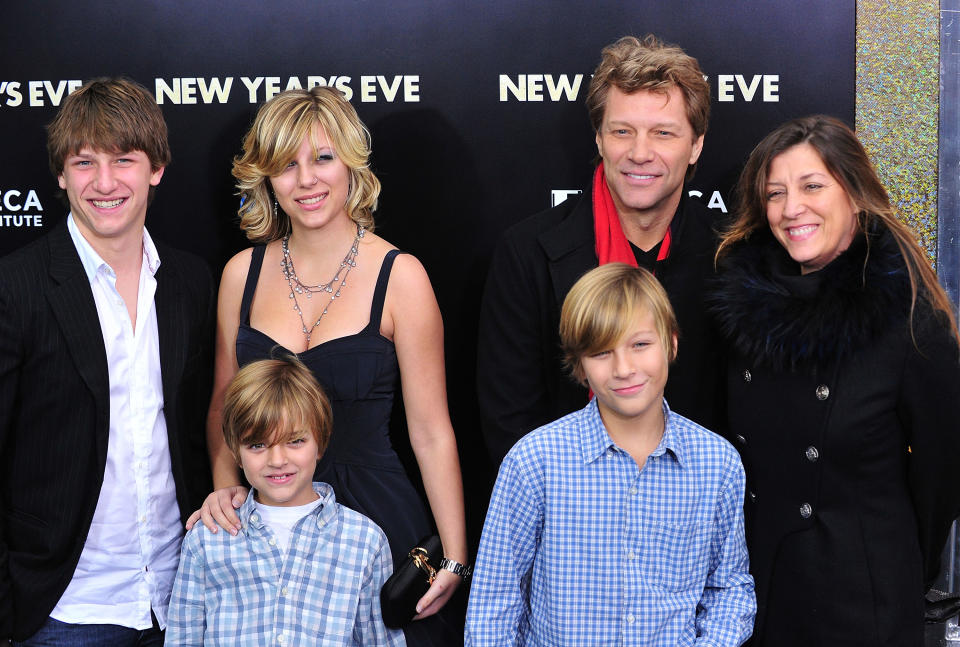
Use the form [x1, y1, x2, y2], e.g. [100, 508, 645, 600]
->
[0, 77, 214, 645]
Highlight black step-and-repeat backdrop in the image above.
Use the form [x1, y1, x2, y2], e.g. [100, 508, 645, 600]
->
[0, 0, 854, 538]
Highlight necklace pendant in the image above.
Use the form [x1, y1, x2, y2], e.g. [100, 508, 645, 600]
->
[284, 224, 364, 353]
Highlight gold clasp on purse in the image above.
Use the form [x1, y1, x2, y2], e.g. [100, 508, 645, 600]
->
[409, 546, 437, 584]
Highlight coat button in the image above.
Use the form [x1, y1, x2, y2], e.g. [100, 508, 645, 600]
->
[735, 434, 747, 446]
[800, 502, 813, 518]
[815, 384, 830, 400]
[805, 446, 819, 462]
[748, 491, 757, 503]
[743, 369, 752, 383]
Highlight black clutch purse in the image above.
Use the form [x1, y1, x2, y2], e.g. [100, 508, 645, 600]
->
[380, 534, 443, 628]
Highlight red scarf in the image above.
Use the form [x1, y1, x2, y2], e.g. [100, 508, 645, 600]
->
[592, 162, 671, 267]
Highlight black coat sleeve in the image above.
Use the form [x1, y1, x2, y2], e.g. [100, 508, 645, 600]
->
[476, 233, 555, 466]
[0, 276, 19, 639]
[898, 308, 960, 587]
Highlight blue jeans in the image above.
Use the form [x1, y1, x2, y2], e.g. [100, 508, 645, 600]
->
[13, 616, 164, 647]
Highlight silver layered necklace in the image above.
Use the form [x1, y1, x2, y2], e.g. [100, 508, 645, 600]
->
[281, 223, 365, 351]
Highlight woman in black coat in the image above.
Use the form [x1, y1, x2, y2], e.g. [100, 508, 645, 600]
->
[712, 115, 960, 646]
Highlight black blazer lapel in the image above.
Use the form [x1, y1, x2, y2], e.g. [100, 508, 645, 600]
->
[154, 259, 186, 408]
[538, 191, 597, 311]
[45, 223, 111, 461]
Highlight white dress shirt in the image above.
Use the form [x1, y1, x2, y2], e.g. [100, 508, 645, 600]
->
[51, 215, 183, 629]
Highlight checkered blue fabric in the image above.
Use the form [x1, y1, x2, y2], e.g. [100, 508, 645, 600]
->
[167, 482, 405, 646]
[465, 400, 755, 646]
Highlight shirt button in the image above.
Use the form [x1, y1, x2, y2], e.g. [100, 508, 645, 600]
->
[800, 502, 813, 519]
[629, 486, 638, 496]
[269, 537, 277, 546]
[251, 514, 260, 523]
[743, 369, 752, 383]
[626, 613, 636, 624]
[815, 384, 830, 400]
[277, 633, 286, 644]
[280, 586, 289, 597]
[805, 446, 820, 462]
[626, 549, 636, 560]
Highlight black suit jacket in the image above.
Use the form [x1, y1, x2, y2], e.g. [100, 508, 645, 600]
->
[476, 186, 725, 465]
[0, 220, 214, 640]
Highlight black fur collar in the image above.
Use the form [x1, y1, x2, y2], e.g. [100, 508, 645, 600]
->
[711, 227, 910, 370]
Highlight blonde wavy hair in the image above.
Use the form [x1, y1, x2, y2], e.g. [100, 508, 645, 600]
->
[232, 86, 380, 242]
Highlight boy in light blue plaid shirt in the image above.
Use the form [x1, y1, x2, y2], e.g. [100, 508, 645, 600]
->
[167, 357, 404, 646]
[466, 264, 755, 646]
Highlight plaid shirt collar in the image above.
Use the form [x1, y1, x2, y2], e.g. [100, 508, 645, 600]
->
[238, 482, 339, 535]
[579, 398, 686, 468]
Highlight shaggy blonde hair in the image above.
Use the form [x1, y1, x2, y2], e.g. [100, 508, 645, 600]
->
[232, 86, 380, 242]
[222, 356, 332, 463]
[560, 263, 678, 384]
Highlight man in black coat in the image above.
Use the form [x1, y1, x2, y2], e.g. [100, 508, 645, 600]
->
[0, 78, 214, 644]
[478, 35, 724, 465]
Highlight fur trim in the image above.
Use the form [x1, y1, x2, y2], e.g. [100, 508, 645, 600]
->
[711, 228, 911, 370]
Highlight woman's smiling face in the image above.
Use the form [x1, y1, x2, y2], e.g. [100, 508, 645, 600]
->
[765, 142, 859, 274]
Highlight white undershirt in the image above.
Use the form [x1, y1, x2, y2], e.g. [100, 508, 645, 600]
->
[51, 215, 183, 629]
[254, 496, 323, 555]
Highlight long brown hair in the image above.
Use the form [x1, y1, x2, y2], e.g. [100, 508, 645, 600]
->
[716, 114, 957, 341]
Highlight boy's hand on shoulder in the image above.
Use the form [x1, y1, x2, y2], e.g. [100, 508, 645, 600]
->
[185, 486, 248, 535]
[412, 569, 461, 620]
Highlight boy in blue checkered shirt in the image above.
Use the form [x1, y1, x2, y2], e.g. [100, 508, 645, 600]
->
[466, 264, 755, 646]
[167, 356, 404, 646]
